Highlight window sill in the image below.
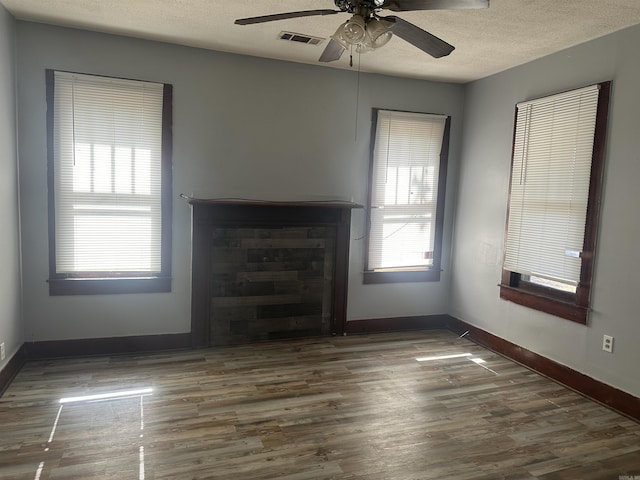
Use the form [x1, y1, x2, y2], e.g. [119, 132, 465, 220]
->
[48, 277, 171, 296]
[363, 268, 440, 284]
[499, 284, 587, 325]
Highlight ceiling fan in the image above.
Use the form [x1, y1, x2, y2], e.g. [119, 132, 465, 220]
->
[235, 0, 489, 63]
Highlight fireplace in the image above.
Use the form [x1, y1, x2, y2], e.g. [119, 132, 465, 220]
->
[189, 200, 359, 346]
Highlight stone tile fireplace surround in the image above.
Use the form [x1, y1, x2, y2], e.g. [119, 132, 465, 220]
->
[189, 200, 359, 346]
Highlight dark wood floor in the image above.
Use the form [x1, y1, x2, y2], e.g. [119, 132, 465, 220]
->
[1, 330, 638, 479]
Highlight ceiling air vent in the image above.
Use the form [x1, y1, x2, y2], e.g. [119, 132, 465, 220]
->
[278, 31, 324, 46]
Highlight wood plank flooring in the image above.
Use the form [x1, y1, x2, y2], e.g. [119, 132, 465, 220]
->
[0, 330, 638, 479]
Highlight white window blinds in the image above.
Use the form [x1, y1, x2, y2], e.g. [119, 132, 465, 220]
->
[52, 71, 165, 274]
[503, 84, 601, 285]
[368, 110, 447, 270]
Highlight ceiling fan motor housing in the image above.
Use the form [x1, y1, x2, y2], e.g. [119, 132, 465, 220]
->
[334, 0, 385, 13]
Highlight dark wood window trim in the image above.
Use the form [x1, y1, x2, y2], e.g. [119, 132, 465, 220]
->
[499, 81, 611, 324]
[364, 111, 450, 285]
[48, 277, 172, 296]
[46, 70, 173, 295]
[363, 268, 441, 284]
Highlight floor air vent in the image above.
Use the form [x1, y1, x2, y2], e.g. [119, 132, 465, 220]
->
[279, 31, 324, 45]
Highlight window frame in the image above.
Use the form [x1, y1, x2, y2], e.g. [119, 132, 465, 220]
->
[363, 108, 450, 285]
[46, 70, 173, 296]
[499, 81, 611, 324]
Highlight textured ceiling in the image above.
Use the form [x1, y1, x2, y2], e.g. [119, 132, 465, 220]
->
[3, 0, 640, 83]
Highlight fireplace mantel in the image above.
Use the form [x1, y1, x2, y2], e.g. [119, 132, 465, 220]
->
[189, 199, 360, 347]
[187, 197, 363, 209]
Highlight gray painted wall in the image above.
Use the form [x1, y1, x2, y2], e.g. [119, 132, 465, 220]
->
[452, 24, 640, 397]
[0, 4, 22, 369]
[15, 22, 464, 342]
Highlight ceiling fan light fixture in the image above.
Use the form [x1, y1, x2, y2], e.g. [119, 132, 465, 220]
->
[331, 23, 351, 49]
[340, 14, 366, 44]
[355, 41, 374, 54]
[366, 18, 393, 48]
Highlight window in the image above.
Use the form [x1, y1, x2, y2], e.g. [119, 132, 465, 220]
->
[364, 109, 450, 284]
[500, 82, 611, 323]
[46, 70, 173, 295]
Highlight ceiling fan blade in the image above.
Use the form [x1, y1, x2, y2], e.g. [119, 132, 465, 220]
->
[235, 9, 341, 25]
[382, 0, 489, 11]
[382, 16, 454, 58]
[319, 39, 346, 63]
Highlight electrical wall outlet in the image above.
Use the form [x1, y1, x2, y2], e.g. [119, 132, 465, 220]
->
[0, 342, 5, 361]
[602, 335, 614, 353]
